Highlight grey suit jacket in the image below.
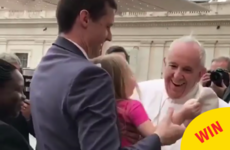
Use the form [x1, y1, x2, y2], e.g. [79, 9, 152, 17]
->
[30, 36, 161, 150]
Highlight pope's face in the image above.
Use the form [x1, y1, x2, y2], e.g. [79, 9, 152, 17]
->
[163, 42, 205, 99]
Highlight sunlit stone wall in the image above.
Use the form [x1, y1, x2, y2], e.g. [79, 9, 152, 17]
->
[0, 2, 230, 80]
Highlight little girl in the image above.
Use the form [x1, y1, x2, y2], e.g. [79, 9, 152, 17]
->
[91, 54, 156, 147]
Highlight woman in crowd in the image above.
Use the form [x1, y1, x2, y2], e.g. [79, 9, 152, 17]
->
[0, 53, 35, 144]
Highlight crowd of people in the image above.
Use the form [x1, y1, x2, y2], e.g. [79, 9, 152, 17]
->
[0, 0, 230, 150]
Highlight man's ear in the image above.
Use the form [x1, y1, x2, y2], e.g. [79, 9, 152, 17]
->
[163, 57, 166, 66]
[79, 10, 90, 28]
[199, 67, 207, 79]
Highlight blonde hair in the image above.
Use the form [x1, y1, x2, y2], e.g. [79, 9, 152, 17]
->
[91, 54, 138, 100]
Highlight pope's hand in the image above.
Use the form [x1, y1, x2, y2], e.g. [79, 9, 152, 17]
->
[181, 99, 201, 120]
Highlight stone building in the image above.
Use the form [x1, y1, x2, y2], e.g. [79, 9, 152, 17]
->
[0, 1, 229, 82]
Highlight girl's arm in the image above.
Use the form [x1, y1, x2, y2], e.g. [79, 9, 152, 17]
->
[128, 100, 156, 137]
[137, 109, 186, 137]
[128, 100, 199, 138]
[136, 120, 156, 137]
[136, 109, 187, 137]
[128, 100, 186, 137]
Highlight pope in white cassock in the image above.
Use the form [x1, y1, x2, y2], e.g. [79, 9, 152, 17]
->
[132, 36, 230, 150]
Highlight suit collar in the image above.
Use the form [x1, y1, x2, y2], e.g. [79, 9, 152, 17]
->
[65, 38, 88, 59]
[53, 36, 87, 59]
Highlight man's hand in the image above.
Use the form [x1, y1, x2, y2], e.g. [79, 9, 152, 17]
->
[201, 73, 210, 86]
[181, 100, 201, 120]
[210, 81, 227, 98]
[121, 123, 143, 144]
[155, 108, 185, 146]
[21, 100, 31, 121]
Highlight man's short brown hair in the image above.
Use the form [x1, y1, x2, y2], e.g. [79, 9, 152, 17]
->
[106, 46, 130, 62]
[212, 56, 230, 72]
[56, 0, 117, 33]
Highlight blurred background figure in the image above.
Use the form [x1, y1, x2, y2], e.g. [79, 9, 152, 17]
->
[201, 56, 230, 102]
[0, 52, 35, 143]
[106, 46, 130, 62]
[0, 53, 22, 69]
[0, 59, 32, 150]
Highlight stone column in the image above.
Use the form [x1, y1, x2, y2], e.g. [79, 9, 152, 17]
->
[0, 40, 7, 53]
[43, 40, 53, 55]
[136, 41, 151, 81]
[148, 41, 166, 79]
[203, 41, 216, 69]
[31, 40, 45, 68]
[128, 46, 139, 75]
[214, 41, 230, 59]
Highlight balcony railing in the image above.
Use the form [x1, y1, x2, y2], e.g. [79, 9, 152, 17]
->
[0, 1, 229, 19]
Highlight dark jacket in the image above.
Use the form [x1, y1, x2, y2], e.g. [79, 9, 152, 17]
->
[0, 120, 33, 150]
[3, 112, 35, 142]
[223, 86, 230, 103]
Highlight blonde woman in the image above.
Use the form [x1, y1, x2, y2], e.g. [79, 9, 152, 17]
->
[91, 54, 157, 147]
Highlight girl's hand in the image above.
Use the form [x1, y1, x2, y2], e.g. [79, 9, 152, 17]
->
[181, 99, 201, 120]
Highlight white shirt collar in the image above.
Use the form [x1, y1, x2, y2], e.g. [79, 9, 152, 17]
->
[61, 35, 88, 59]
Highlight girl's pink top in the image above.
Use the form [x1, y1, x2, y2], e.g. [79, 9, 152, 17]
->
[117, 99, 149, 147]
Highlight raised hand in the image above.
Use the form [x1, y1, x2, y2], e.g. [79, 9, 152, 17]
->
[181, 99, 201, 120]
[155, 108, 185, 145]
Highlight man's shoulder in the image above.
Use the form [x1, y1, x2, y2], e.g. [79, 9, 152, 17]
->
[0, 120, 18, 132]
[199, 85, 230, 108]
[0, 120, 32, 150]
[0, 120, 11, 128]
[0, 120, 7, 126]
[0, 120, 19, 137]
[75, 63, 108, 79]
[68, 63, 110, 91]
[200, 86, 216, 95]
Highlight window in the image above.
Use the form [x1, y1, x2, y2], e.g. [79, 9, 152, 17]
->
[15, 53, 28, 68]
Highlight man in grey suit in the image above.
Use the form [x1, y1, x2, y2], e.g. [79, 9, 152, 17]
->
[30, 0, 185, 150]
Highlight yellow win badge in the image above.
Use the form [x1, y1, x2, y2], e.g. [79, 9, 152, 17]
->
[181, 107, 230, 150]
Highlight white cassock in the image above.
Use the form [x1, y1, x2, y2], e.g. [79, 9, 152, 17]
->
[131, 79, 230, 150]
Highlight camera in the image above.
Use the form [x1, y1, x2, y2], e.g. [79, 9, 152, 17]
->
[206, 69, 229, 87]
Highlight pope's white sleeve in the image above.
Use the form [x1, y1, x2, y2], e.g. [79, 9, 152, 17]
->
[218, 98, 230, 107]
